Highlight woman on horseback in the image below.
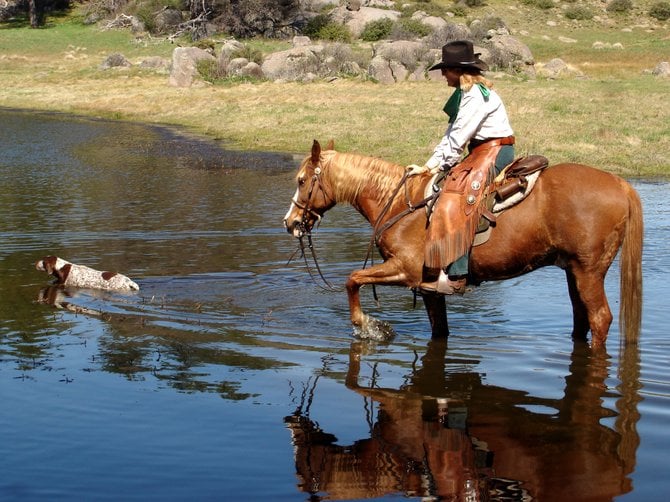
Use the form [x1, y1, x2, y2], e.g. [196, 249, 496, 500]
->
[408, 40, 515, 295]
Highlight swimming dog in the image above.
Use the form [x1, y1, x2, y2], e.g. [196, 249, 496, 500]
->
[35, 256, 139, 291]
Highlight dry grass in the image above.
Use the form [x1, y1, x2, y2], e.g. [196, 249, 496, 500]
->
[0, 7, 668, 177]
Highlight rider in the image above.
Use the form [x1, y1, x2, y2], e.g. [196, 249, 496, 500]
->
[407, 40, 515, 295]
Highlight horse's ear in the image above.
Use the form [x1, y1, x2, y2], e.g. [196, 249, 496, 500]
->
[325, 139, 334, 150]
[311, 140, 321, 165]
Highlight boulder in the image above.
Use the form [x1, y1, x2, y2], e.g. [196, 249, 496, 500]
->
[100, 53, 131, 70]
[139, 56, 171, 73]
[411, 11, 449, 32]
[228, 58, 264, 78]
[240, 62, 264, 79]
[365, 0, 394, 6]
[330, 5, 400, 38]
[374, 40, 426, 63]
[293, 36, 312, 47]
[367, 41, 430, 82]
[168, 47, 216, 87]
[261, 46, 321, 81]
[301, 0, 338, 10]
[485, 34, 535, 77]
[368, 55, 395, 84]
[651, 61, 670, 77]
[536, 58, 584, 79]
[153, 8, 183, 34]
[218, 39, 246, 73]
[409, 62, 430, 81]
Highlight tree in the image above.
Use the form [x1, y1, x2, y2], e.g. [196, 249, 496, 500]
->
[188, 0, 302, 39]
[18, 0, 71, 27]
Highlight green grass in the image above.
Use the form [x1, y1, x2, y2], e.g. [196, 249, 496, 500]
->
[0, 1, 668, 177]
[0, 15, 174, 59]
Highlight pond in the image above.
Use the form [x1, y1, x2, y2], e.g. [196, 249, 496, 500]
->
[0, 108, 668, 501]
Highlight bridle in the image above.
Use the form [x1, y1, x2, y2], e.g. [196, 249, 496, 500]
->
[288, 164, 340, 291]
[288, 162, 440, 295]
[290, 167, 325, 234]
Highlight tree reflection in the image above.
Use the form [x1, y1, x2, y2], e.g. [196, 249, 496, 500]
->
[285, 340, 641, 500]
[31, 285, 286, 399]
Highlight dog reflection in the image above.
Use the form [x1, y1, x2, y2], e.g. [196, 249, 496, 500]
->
[37, 286, 102, 316]
[285, 340, 639, 500]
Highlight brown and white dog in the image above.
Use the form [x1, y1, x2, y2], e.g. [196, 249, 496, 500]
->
[35, 256, 140, 291]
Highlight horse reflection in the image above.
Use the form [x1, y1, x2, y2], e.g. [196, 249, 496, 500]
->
[285, 341, 640, 500]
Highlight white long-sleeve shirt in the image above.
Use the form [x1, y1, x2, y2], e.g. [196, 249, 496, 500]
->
[425, 85, 514, 170]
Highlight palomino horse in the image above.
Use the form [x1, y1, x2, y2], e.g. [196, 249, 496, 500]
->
[283, 140, 643, 347]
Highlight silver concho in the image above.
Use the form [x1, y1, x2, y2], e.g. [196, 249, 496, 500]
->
[314, 167, 321, 175]
[471, 180, 481, 191]
[466, 194, 477, 205]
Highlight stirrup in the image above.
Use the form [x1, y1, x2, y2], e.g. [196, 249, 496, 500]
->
[419, 271, 467, 295]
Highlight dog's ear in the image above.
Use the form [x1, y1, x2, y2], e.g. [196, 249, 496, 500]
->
[43, 256, 58, 275]
[56, 263, 72, 283]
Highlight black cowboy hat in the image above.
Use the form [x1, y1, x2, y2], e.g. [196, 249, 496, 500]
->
[429, 40, 488, 72]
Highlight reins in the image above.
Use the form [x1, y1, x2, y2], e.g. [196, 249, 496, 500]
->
[361, 170, 440, 304]
[290, 165, 340, 292]
[291, 161, 439, 297]
[363, 171, 439, 268]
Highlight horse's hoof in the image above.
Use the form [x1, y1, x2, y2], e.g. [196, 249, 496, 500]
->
[353, 315, 395, 342]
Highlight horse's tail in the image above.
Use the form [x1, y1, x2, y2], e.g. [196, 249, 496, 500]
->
[619, 183, 643, 345]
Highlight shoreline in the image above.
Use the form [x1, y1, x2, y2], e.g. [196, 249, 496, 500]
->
[0, 49, 668, 178]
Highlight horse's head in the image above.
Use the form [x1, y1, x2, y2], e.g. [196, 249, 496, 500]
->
[284, 140, 337, 238]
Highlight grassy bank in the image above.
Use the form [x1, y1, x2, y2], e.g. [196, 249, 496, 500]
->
[1, 9, 668, 177]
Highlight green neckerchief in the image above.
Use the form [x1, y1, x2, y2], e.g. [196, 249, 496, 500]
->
[443, 83, 491, 123]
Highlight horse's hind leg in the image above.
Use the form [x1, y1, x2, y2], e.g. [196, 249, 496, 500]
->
[566, 270, 590, 340]
[566, 268, 612, 347]
[421, 292, 449, 338]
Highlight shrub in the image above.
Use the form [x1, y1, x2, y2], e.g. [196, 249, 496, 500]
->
[194, 39, 216, 52]
[214, 0, 301, 38]
[649, 0, 670, 19]
[230, 46, 263, 65]
[316, 22, 352, 42]
[302, 13, 330, 38]
[360, 18, 394, 41]
[564, 5, 594, 19]
[522, 0, 555, 9]
[606, 0, 633, 13]
[423, 24, 471, 49]
[399, 1, 449, 18]
[469, 15, 508, 40]
[394, 17, 433, 38]
[197, 59, 226, 83]
[447, 4, 468, 17]
[537, 0, 555, 9]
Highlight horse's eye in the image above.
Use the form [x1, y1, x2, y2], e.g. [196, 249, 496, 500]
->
[298, 176, 306, 186]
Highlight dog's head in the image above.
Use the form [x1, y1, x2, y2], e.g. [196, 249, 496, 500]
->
[35, 256, 71, 283]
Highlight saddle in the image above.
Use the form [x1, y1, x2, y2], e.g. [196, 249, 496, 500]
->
[425, 154, 549, 247]
[492, 154, 549, 205]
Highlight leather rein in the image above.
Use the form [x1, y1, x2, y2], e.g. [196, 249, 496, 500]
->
[290, 162, 439, 297]
[289, 165, 340, 292]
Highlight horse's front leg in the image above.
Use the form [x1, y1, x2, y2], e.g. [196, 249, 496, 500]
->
[345, 260, 409, 339]
[420, 292, 449, 338]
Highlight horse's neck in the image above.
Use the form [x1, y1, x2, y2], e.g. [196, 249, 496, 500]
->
[328, 152, 407, 224]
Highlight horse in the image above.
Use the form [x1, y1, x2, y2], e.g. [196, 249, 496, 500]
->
[283, 140, 643, 348]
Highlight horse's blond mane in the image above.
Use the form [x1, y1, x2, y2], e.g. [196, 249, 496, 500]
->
[321, 150, 405, 204]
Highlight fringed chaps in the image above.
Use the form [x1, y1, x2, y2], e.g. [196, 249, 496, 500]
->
[425, 145, 502, 269]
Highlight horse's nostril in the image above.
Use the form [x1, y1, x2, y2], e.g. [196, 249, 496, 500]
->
[285, 219, 298, 235]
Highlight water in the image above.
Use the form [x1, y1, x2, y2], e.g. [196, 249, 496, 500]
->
[0, 108, 668, 501]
